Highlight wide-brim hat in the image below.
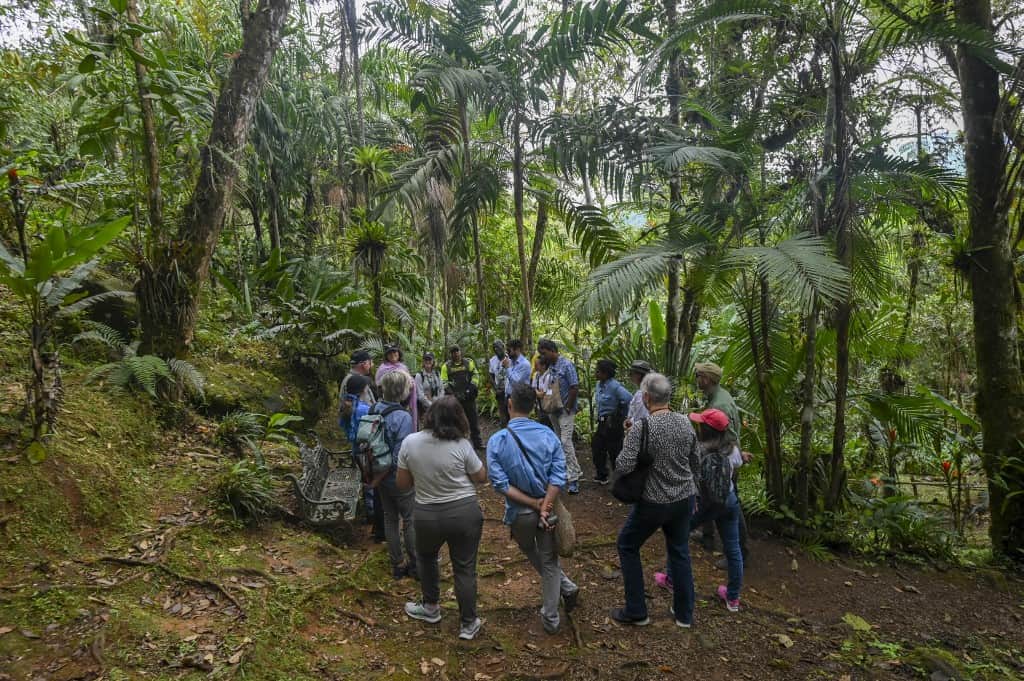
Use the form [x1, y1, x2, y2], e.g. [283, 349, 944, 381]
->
[694, 362, 723, 380]
[628, 359, 653, 375]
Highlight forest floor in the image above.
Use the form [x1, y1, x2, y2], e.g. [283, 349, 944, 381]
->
[2, 410, 1024, 681]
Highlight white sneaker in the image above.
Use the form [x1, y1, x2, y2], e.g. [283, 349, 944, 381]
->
[459, 617, 482, 640]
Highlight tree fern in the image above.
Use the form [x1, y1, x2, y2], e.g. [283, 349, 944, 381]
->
[167, 358, 205, 398]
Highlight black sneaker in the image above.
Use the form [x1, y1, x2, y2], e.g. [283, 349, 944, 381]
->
[610, 608, 650, 626]
[562, 588, 580, 614]
[392, 565, 407, 580]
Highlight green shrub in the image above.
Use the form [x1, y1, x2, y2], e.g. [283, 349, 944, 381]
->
[215, 410, 264, 455]
[214, 460, 275, 524]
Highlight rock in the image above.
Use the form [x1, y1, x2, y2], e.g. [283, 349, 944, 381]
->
[907, 647, 965, 680]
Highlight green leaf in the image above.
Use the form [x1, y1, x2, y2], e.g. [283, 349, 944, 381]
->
[842, 613, 872, 632]
[648, 300, 666, 351]
[78, 53, 99, 74]
[267, 413, 304, 429]
[25, 441, 47, 464]
[110, 0, 127, 14]
[125, 47, 159, 69]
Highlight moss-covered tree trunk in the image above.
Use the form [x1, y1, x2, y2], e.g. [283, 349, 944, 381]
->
[137, 0, 291, 357]
[956, 0, 1024, 563]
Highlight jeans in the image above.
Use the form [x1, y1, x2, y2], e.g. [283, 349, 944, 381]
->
[414, 497, 483, 625]
[379, 478, 417, 569]
[592, 417, 625, 480]
[699, 473, 749, 555]
[510, 510, 577, 630]
[554, 410, 581, 483]
[690, 491, 743, 601]
[460, 397, 483, 447]
[617, 496, 695, 623]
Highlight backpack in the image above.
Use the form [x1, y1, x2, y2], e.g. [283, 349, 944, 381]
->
[355, 405, 403, 478]
[698, 442, 733, 510]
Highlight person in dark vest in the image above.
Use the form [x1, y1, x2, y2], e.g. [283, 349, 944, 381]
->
[441, 345, 483, 449]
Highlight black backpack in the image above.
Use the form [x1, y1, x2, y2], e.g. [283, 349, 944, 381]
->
[612, 419, 652, 504]
[698, 442, 733, 509]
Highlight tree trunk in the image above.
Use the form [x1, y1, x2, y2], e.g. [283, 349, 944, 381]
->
[825, 7, 854, 511]
[267, 162, 282, 252]
[527, 199, 548, 304]
[512, 112, 533, 347]
[336, 0, 350, 237]
[460, 102, 489, 349]
[663, 0, 682, 374]
[249, 197, 265, 262]
[126, 0, 162, 235]
[137, 0, 291, 357]
[343, 0, 367, 208]
[957, 0, 1024, 563]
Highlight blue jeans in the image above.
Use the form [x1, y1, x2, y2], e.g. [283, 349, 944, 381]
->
[616, 496, 696, 623]
[685, 491, 743, 601]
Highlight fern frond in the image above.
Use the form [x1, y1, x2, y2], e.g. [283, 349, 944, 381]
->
[73, 321, 128, 352]
[167, 358, 206, 398]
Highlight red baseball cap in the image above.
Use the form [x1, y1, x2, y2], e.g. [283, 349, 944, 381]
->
[689, 408, 729, 432]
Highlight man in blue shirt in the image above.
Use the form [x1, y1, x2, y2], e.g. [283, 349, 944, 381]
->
[592, 359, 633, 484]
[537, 338, 582, 494]
[503, 338, 532, 398]
[487, 383, 579, 634]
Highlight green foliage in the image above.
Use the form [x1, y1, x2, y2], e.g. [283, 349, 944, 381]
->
[213, 460, 275, 524]
[215, 410, 264, 454]
[76, 322, 205, 400]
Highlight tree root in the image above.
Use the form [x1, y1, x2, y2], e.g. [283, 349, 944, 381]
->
[80, 556, 244, 617]
[337, 608, 376, 627]
[566, 613, 584, 649]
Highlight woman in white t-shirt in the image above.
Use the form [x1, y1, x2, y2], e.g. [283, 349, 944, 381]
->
[396, 396, 488, 640]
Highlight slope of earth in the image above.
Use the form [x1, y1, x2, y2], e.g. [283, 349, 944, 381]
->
[1, 383, 1022, 680]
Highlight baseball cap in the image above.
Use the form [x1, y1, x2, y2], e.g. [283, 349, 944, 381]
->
[423, 351, 435, 361]
[350, 350, 372, 364]
[689, 408, 729, 432]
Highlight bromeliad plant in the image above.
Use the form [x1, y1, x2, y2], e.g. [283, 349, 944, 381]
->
[0, 183, 130, 447]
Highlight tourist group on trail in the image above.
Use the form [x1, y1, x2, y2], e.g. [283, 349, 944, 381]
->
[337, 340, 749, 640]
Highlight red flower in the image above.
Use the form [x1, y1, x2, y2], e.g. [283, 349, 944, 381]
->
[887, 428, 897, 443]
[941, 460, 952, 473]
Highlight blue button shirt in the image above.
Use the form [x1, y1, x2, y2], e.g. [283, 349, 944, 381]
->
[550, 356, 580, 413]
[595, 378, 632, 418]
[505, 354, 532, 396]
[487, 417, 567, 524]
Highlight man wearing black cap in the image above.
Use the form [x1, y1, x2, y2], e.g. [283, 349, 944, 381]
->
[441, 345, 483, 448]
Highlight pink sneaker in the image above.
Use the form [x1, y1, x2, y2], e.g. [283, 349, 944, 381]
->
[717, 584, 740, 612]
[654, 572, 673, 590]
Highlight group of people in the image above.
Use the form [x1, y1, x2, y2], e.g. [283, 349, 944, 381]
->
[337, 339, 749, 639]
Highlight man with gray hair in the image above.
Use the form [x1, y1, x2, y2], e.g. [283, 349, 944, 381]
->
[611, 372, 701, 628]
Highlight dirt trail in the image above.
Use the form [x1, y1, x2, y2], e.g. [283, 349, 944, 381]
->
[2, 419, 1023, 680]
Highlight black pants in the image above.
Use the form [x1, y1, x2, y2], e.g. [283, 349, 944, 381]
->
[496, 393, 510, 427]
[459, 397, 483, 447]
[592, 417, 625, 481]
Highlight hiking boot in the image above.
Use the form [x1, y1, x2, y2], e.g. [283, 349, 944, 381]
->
[593, 476, 609, 485]
[610, 608, 650, 626]
[717, 585, 740, 612]
[392, 565, 407, 580]
[404, 602, 442, 624]
[562, 588, 580, 614]
[654, 571, 673, 590]
[669, 606, 692, 628]
[714, 557, 728, 570]
[567, 481, 580, 495]
[458, 617, 482, 640]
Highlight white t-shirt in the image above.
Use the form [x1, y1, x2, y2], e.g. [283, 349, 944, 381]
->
[397, 431, 483, 505]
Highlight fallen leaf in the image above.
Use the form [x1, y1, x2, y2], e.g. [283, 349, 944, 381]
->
[20, 629, 40, 639]
[420, 660, 430, 675]
[474, 675, 492, 681]
[775, 634, 794, 648]
[228, 651, 243, 664]
[431, 657, 445, 667]
[844, 581, 853, 587]
[525, 643, 538, 651]
[903, 584, 921, 594]
[182, 634, 200, 642]
[790, 559, 798, 572]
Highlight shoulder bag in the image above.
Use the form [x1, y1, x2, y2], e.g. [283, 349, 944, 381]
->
[540, 368, 563, 413]
[507, 427, 576, 557]
[612, 418, 652, 504]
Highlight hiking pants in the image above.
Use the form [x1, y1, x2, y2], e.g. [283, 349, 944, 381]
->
[617, 496, 696, 624]
[414, 496, 483, 626]
[689, 491, 743, 601]
[459, 397, 483, 447]
[592, 416, 625, 481]
[379, 478, 416, 570]
[554, 410, 581, 483]
[510, 510, 577, 631]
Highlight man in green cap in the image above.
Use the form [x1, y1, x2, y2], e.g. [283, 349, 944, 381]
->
[694, 361, 748, 561]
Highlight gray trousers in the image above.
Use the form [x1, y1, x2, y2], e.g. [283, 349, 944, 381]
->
[414, 496, 483, 625]
[379, 480, 416, 569]
[510, 510, 577, 629]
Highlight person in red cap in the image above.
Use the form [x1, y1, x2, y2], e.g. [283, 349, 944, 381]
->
[655, 408, 745, 613]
